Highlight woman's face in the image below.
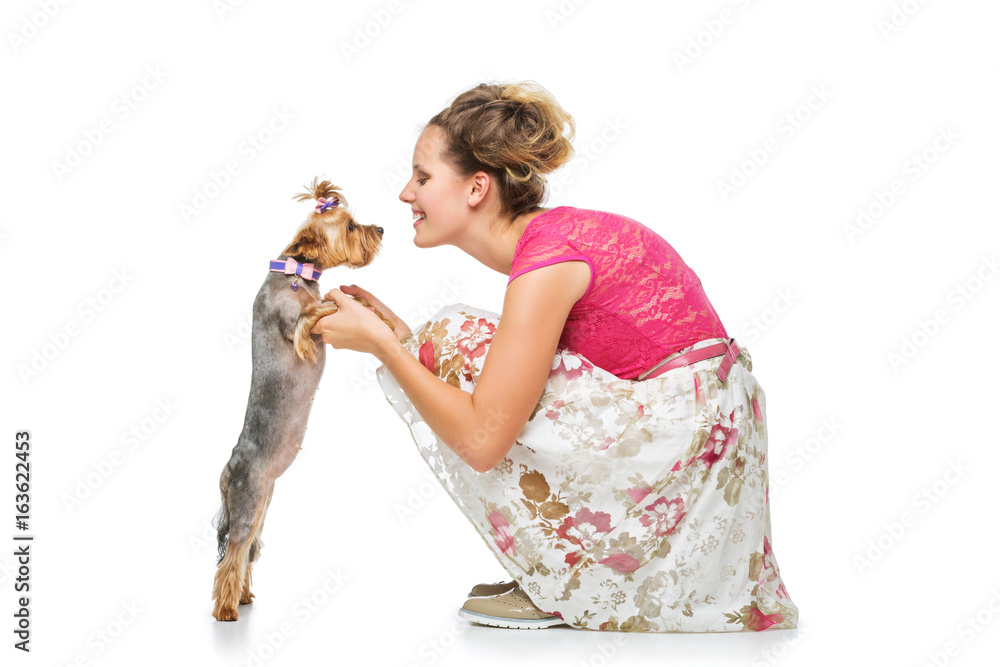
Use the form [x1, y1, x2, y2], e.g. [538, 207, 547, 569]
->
[398, 125, 471, 248]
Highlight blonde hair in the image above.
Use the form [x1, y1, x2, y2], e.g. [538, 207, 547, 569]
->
[426, 81, 575, 223]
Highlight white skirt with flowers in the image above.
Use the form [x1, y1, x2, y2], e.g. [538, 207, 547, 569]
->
[376, 304, 799, 633]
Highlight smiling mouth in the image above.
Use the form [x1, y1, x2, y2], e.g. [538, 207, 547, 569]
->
[413, 211, 425, 226]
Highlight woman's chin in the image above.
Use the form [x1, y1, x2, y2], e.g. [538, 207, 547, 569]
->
[413, 232, 435, 249]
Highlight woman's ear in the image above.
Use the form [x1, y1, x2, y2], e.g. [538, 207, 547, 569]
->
[467, 171, 491, 207]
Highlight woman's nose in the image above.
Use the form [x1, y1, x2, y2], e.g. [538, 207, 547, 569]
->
[376, 227, 384, 236]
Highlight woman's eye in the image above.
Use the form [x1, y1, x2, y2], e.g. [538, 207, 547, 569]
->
[417, 178, 428, 185]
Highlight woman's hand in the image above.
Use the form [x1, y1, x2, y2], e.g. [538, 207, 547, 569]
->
[338, 284, 412, 341]
[311, 288, 398, 357]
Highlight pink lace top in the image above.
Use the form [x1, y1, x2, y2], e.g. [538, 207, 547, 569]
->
[507, 206, 729, 380]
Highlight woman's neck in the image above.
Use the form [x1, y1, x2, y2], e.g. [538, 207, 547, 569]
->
[458, 207, 552, 276]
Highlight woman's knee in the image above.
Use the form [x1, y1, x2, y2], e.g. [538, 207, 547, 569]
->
[405, 303, 499, 385]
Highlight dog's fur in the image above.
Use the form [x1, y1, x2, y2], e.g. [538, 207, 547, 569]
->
[211, 178, 393, 621]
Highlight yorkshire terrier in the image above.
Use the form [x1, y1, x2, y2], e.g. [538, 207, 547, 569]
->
[211, 177, 394, 621]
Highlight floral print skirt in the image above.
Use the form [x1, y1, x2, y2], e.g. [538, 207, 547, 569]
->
[376, 304, 799, 632]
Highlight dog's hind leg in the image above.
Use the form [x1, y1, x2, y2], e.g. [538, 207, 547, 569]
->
[241, 481, 275, 605]
[212, 478, 269, 621]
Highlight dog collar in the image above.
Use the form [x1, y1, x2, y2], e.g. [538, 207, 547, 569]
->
[269, 258, 322, 291]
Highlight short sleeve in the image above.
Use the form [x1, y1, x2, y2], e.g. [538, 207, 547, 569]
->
[508, 220, 595, 300]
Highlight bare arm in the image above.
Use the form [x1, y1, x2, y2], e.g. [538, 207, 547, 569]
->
[375, 260, 591, 473]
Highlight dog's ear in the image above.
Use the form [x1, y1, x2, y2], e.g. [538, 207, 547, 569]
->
[283, 224, 325, 260]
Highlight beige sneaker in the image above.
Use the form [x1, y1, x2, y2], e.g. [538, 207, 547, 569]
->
[459, 585, 566, 629]
[467, 579, 518, 598]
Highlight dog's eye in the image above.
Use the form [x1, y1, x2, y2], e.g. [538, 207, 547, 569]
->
[348, 221, 356, 231]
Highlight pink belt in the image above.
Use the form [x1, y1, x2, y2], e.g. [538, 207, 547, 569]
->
[636, 338, 743, 383]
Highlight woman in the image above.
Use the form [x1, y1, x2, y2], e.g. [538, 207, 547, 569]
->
[312, 81, 799, 633]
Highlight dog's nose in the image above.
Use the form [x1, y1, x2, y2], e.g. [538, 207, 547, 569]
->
[376, 226, 384, 236]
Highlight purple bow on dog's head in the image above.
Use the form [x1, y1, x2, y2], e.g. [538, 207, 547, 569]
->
[315, 197, 340, 213]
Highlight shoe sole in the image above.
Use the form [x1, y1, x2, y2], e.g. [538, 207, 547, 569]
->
[458, 608, 567, 629]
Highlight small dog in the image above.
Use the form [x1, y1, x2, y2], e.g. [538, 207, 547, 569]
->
[212, 178, 393, 622]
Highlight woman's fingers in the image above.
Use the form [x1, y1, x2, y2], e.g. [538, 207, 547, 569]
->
[342, 284, 386, 309]
[336, 284, 405, 335]
[340, 284, 375, 302]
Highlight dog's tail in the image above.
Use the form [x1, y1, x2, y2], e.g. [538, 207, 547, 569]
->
[293, 298, 396, 363]
[214, 469, 231, 564]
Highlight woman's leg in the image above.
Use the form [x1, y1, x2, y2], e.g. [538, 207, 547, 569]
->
[378, 309, 798, 632]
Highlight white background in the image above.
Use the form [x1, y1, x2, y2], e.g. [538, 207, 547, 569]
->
[3, 0, 999, 665]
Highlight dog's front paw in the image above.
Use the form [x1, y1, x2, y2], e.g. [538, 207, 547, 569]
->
[239, 589, 255, 605]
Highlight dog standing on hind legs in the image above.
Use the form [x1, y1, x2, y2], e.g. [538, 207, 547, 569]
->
[212, 178, 394, 621]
